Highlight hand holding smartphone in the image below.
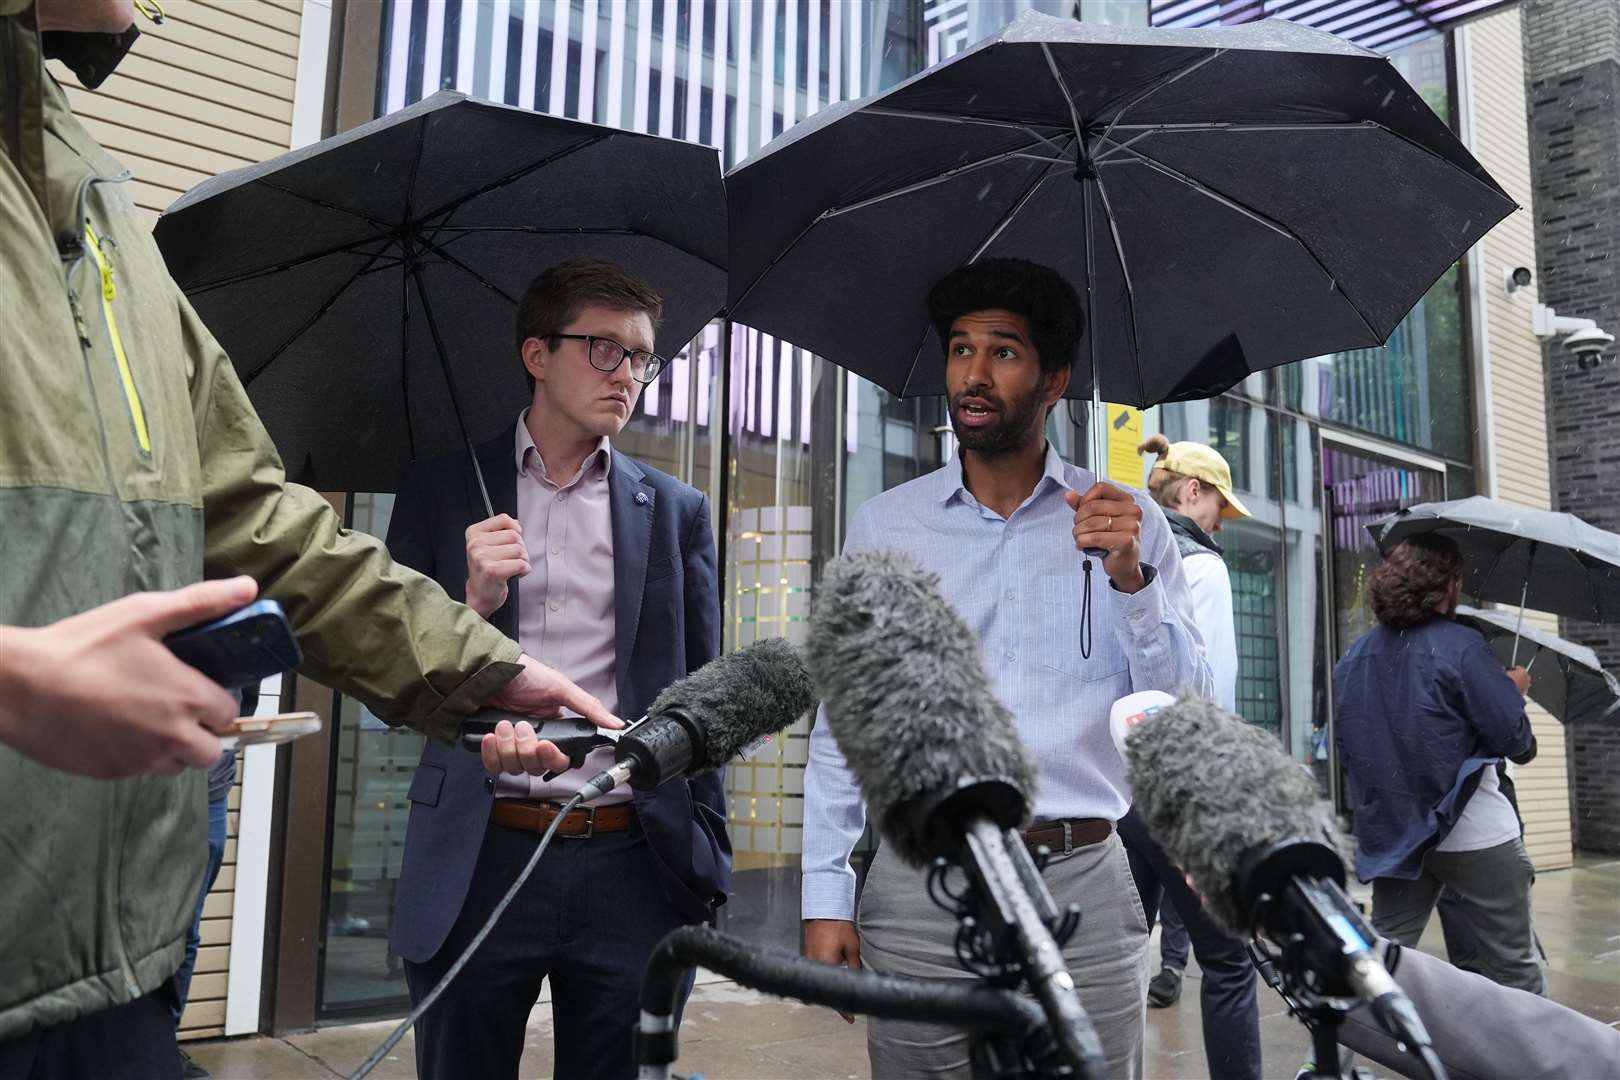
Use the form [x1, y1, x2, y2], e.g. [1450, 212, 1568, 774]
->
[163, 598, 301, 689]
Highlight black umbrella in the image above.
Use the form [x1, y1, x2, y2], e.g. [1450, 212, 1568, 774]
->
[156, 90, 727, 505]
[724, 11, 1513, 410]
[1454, 606, 1620, 724]
[1367, 497, 1620, 651]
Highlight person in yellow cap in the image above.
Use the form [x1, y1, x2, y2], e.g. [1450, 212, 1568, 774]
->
[1118, 433, 1261, 1079]
[1136, 433, 1251, 711]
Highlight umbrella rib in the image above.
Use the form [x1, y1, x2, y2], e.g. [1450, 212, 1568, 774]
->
[730, 136, 1060, 316]
[1040, 44, 1086, 145]
[1094, 122, 1380, 165]
[819, 137, 1060, 220]
[966, 138, 1073, 265]
[181, 235, 400, 296]
[1090, 171, 1149, 406]
[254, 179, 394, 231]
[426, 225, 729, 274]
[241, 245, 396, 388]
[413, 234, 524, 305]
[858, 106, 1072, 156]
[417, 133, 610, 237]
[1101, 142, 1383, 343]
[895, 148, 1071, 397]
[1102, 119, 1515, 206]
[1097, 50, 1225, 148]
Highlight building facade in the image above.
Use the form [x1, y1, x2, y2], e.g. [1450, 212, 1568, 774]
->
[1522, 0, 1620, 855]
[55, 0, 1584, 1034]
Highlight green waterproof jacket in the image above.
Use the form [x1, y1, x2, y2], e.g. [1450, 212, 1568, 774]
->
[0, 2, 522, 1039]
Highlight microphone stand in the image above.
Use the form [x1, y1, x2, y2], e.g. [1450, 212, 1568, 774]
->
[924, 820, 1105, 1080]
[636, 926, 1070, 1080]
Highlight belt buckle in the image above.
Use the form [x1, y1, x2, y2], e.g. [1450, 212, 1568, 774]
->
[562, 805, 595, 839]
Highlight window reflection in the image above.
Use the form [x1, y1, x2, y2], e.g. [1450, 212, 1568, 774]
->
[319, 493, 419, 1017]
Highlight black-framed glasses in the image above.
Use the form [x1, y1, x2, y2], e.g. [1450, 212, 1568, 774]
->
[550, 333, 666, 385]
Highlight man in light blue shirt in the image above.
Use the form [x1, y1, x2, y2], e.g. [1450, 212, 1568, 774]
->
[802, 259, 1212, 1080]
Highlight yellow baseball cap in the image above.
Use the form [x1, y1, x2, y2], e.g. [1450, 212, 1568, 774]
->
[1152, 441, 1251, 519]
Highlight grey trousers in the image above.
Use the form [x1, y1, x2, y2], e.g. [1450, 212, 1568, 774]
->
[1371, 837, 1546, 996]
[1339, 944, 1620, 1080]
[856, 831, 1150, 1080]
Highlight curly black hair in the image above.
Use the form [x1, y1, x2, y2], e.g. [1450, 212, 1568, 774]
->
[1368, 533, 1464, 629]
[926, 258, 1085, 376]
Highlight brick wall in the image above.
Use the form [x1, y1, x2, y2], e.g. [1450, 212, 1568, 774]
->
[1522, 0, 1620, 854]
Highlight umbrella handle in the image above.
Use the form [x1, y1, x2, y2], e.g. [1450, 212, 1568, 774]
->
[1509, 542, 1535, 668]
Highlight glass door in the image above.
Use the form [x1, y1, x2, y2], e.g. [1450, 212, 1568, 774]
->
[1314, 436, 1446, 808]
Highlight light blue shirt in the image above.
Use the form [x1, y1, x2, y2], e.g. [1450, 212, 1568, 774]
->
[801, 445, 1213, 920]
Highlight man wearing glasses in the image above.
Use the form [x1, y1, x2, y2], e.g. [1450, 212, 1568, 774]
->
[385, 258, 727, 1080]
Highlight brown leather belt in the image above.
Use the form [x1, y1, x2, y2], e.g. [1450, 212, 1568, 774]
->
[1022, 817, 1113, 857]
[491, 799, 634, 838]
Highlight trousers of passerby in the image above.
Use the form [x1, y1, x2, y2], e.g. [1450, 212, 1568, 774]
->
[1371, 837, 1546, 996]
[1158, 891, 1190, 972]
[1119, 809, 1263, 1080]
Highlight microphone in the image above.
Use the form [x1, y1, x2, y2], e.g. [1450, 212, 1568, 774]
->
[1123, 695, 1443, 1077]
[808, 550, 1104, 1080]
[577, 637, 816, 803]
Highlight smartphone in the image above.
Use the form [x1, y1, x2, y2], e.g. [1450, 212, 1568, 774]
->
[163, 597, 302, 689]
[217, 711, 322, 750]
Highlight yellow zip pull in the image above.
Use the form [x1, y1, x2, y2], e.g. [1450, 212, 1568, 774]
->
[84, 222, 151, 456]
[95, 239, 116, 301]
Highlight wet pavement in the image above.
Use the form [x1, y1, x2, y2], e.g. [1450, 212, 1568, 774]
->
[187, 856, 1619, 1079]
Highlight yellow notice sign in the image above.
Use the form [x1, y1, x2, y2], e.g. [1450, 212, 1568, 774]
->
[1105, 404, 1144, 489]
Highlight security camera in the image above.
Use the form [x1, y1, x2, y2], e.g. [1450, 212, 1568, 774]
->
[1532, 304, 1614, 371]
[1504, 266, 1533, 295]
[1565, 325, 1615, 370]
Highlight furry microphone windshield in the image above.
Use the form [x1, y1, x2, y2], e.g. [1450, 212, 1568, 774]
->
[645, 637, 817, 773]
[807, 550, 1037, 866]
[1125, 694, 1350, 934]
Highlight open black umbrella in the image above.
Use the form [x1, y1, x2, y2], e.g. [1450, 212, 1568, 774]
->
[724, 11, 1513, 410]
[1367, 497, 1620, 633]
[156, 91, 727, 505]
[1454, 606, 1620, 724]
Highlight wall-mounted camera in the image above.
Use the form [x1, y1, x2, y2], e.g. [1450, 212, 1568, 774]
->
[1532, 303, 1615, 372]
[1504, 266, 1533, 295]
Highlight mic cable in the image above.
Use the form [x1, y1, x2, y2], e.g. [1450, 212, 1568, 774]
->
[347, 789, 587, 1080]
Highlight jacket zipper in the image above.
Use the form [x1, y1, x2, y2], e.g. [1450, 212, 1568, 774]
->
[83, 222, 151, 455]
[4, 20, 20, 175]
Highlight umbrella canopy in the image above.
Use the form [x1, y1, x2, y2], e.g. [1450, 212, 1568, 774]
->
[156, 91, 727, 495]
[1367, 497, 1620, 624]
[1455, 606, 1620, 724]
[724, 11, 1514, 406]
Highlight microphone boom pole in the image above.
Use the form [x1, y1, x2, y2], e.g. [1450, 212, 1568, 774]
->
[635, 926, 1067, 1080]
[961, 819, 1108, 1078]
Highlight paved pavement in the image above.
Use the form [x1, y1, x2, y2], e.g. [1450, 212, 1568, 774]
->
[186, 856, 1620, 1079]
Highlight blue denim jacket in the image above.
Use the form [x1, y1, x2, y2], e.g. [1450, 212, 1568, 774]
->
[1333, 617, 1532, 881]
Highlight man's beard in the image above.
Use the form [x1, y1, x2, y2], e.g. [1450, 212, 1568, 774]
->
[950, 384, 1047, 456]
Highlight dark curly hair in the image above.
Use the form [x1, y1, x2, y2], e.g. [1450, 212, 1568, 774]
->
[926, 258, 1085, 376]
[1368, 534, 1464, 629]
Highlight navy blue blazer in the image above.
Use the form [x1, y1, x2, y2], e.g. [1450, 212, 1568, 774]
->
[386, 430, 730, 964]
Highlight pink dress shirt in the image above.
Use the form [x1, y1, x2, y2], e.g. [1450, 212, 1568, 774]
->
[495, 410, 627, 803]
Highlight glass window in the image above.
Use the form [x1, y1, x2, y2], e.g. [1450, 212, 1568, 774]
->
[1311, 441, 1447, 805]
[1079, 0, 1150, 27]
[713, 329, 819, 949]
[318, 493, 419, 1017]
